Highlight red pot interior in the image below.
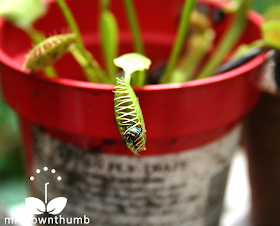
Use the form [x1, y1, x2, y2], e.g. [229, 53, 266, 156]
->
[0, 0, 265, 159]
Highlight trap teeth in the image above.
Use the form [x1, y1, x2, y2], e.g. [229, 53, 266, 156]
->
[114, 77, 146, 155]
[23, 33, 76, 71]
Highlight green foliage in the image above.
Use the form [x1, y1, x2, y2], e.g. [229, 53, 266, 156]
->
[263, 4, 280, 21]
[262, 21, 280, 50]
[253, 0, 277, 14]
[0, 0, 47, 29]
[0, 91, 24, 179]
[197, 0, 253, 79]
[259, 3, 280, 50]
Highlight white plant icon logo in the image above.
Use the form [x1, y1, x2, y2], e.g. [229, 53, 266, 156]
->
[25, 167, 67, 215]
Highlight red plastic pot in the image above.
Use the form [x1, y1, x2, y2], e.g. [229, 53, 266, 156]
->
[0, 0, 264, 225]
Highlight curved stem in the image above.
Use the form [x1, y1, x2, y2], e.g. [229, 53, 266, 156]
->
[124, 71, 132, 84]
[122, 0, 144, 54]
[55, 0, 110, 83]
[196, 0, 252, 79]
[160, 0, 197, 84]
[25, 25, 45, 44]
[55, 0, 83, 49]
[122, 0, 146, 86]
[99, 0, 119, 83]
[71, 47, 111, 84]
[171, 29, 215, 82]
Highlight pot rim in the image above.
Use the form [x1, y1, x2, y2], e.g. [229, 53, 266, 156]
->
[0, 6, 265, 92]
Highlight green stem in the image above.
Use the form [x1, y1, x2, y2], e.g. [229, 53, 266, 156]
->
[230, 39, 265, 59]
[124, 71, 132, 84]
[122, 0, 144, 54]
[55, 0, 110, 83]
[25, 25, 45, 44]
[160, 0, 197, 84]
[100, 0, 110, 10]
[99, 0, 119, 83]
[196, 0, 252, 79]
[171, 29, 215, 82]
[71, 47, 111, 84]
[43, 66, 58, 78]
[122, 0, 146, 86]
[55, 0, 83, 49]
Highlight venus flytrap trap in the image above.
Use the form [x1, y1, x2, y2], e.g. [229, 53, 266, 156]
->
[23, 33, 76, 74]
[113, 53, 151, 155]
[23, 31, 111, 83]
